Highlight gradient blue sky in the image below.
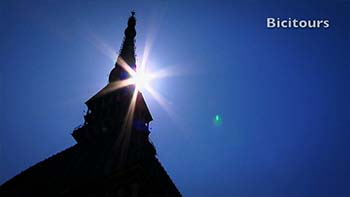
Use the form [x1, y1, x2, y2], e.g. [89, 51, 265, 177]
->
[0, 1, 349, 196]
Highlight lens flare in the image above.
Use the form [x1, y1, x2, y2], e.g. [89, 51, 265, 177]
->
[213, 114, 223, 126]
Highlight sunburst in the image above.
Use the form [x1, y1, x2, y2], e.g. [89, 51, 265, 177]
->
[87, 31, 181, 151]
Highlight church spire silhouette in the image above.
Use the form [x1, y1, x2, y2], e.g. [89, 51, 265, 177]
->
[119, 11, 136, 67]
[0, 12, 181, 197]
[109, 11, 137, 83]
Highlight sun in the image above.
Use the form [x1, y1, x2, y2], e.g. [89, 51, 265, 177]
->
[133, 69, 152, 90]
[115, 57, 153, 92]
[95, 42, 179, 128]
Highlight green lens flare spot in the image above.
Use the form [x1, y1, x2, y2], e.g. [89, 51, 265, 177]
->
[213, 114, 223, 126]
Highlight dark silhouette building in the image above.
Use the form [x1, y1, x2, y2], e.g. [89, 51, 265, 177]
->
[0, 12, 181, 197]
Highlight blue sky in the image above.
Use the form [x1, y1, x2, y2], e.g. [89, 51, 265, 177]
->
[0, 1, 349, 196]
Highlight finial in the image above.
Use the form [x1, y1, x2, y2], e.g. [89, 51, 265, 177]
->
[131, 11, 135, 16]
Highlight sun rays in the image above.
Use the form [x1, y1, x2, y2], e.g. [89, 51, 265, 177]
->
[86, 26, 183, 142]
[86, 33, 176, 124]
[113, 54, 174, 165]
[118, 55, 172, 123]
[85, 24, 190, 166]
